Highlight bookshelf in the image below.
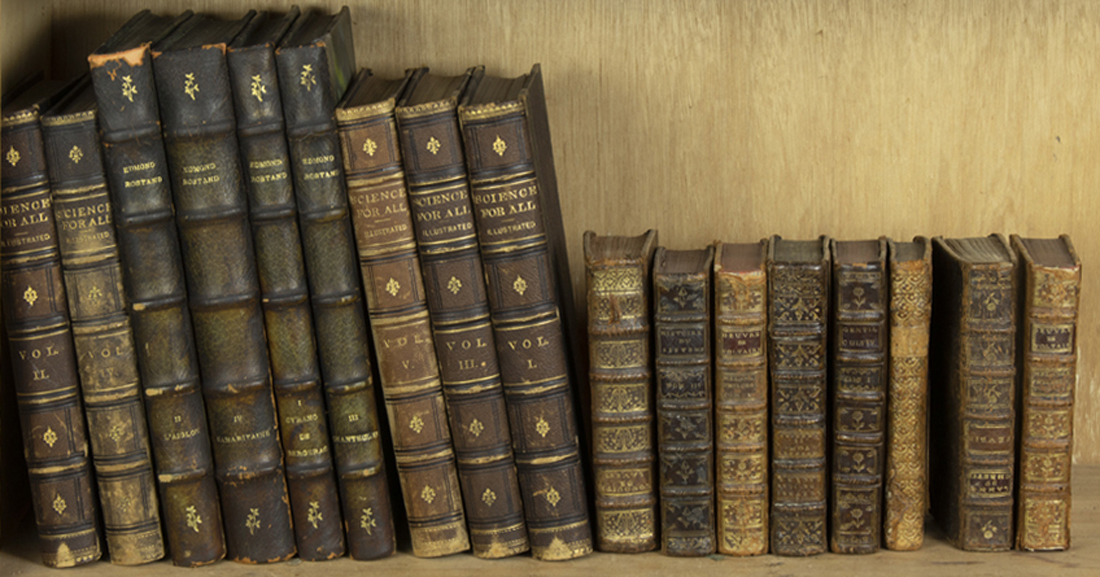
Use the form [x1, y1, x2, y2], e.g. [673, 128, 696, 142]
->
[2, 0, 1097, 572]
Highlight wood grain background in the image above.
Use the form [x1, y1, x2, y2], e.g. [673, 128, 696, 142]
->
[4, 1, 1098, 466]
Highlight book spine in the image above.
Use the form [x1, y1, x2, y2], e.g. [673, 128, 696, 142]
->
[154, 44, 295, 563]
[655, 252, 715, 556]
[884, 245, 930, 551]
[338, 100, 470, 558]
[397, 102, 528, 558]
[587, 246, 658, 553]
[228, 43, 344, 562]
[830, 249, 887, 554]
[768, 257, 829, 556]
[1, 108, 101, 568]
[714, 256, 768, 555]
[41, 106, 164, 565]
[460, 104, 593, 561]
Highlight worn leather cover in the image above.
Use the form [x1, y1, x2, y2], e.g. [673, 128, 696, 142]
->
[1012, 235, 1078, 551]
[276, 7, 395, 561]
[397, 68, 529, 558]
[41, 77, 164, 565]
[884, 237, 931, 551]
[713, 240, 769, 556]
[459, 65, 593, 561]
[153, 13, 296, 563]
[584, 230, 658, 553]
[1, 78, 101, 569]
[654, 247, 716, 556]
[930, 235, 1017, 551]
[767, 236, 829, 556]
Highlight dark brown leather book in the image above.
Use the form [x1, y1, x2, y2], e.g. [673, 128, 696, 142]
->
[884, 237, 931, 551]
[153, 13, 296, 563]
[654, 246, 716, 556]
[713, 240, 769, 556]
[583, 230, 659, 553]
[396, 68, 528, 559]
[275, 7, 395, 561]
[41, 77, 164, 565]
[1011, 235, 1079, 551]
[88, 10, 225, 567]
[767, 235, 830, 556]
[930, 234, 1017, 551]
[830, 238, 887, 554]
[1, 76, 101, 569]
[458, 65, 593, 561]
[336, 69, 469, 558]
[227, 10, 346, 562]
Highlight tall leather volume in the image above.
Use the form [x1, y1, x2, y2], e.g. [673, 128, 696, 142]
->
[41, 77, 164, 565]
[884, 237, 931, 551]
[275, 7, 395, 561]
[396, 68, 528, 558]
[152, 13, 296, 563]
[1011, 235, 1079, 551]
[583, 230, 659, 553]
[930, 235, 1017, 551]
[654, 246, 716, 556]
[713, 240, 769, 556]
[1, 77, 101, 569]
[88, 10, 226, 566]
[227, 10, 346, 561]
[767, 235, 830, 556]
[459, 65, 594, 561]
[830, 239, 888, 554]
[336, 69, 470, 558]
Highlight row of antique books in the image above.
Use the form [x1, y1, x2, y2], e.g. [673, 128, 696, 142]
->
[1, 6, 591, 568]
[584, 231, 1078, 556]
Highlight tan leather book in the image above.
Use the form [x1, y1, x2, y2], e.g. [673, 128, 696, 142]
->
[584, 230, 658, 553]
[1012, 235, 1079, 551]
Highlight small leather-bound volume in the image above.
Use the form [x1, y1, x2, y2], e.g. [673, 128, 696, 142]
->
[336, 69, 469, 558]
[459, 65, 593, 561]
[584, 230, 659, 553]
[767, 235, 830, 556]
[88, 10, 226, 567]
[930, 235, 1017, 551]
[153, 13, 296, 563]
[830, 238, 888, 554]
[1011, 235, 1079, 551]
[276, 7, 395, 560]
[884, 237, 931, 551]
[713, 240, 769, 556]
[228, 9, 347, 562]
[654, 246, 716, 556]
[2, 76, 101, 569]
[41, 76, 164, 565]
[397, 68, 529, 559]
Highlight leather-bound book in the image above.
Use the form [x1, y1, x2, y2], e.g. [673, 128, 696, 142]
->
[930, 235, 1017, 551]
[713, 240, 769, 556]
[227, 9, 346, 561]
[458, 65, 593, 561]
[88, 10, 226, 567]
[830, 238, 887, 554]
[336, 69, 469, 558]
[1, 76, 101, 569]
[153, 13, 296, 563]
[884, 237, 931, 551]
[584, 230, 659, 553]
[275, 7, 395, 560]
[654, 246, 716, 556]
[767, 235, 830, 556]
[41, 77, 164, 565]
[1011, 235, 1079, 551]
[396, 68, 529, 558]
